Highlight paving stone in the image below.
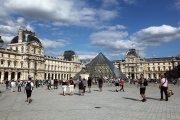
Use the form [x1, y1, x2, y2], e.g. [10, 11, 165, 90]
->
[0, 83, 180, 120]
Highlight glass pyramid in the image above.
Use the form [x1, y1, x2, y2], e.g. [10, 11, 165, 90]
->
[86, 52, 127, 79]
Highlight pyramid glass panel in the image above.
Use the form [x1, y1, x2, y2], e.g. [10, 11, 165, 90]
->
[86, 52, 126, 79]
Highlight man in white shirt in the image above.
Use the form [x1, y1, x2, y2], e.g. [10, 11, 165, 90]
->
[159, 75, 168, 101]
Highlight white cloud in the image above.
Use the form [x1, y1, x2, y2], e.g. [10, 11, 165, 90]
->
[40, 38, 70, 49]
[76, 51, 98, 60]
[130, 25, 180, 45]
[0, 17, 33, 34]
[90, 24, 132, 51]
[3, 0, 119, 28]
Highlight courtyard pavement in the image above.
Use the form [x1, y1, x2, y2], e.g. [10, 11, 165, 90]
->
[0, 83, 180, 120]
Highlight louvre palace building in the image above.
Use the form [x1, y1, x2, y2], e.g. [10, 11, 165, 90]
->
[113, 49, 180, 80]
[0, 29, 81, 83]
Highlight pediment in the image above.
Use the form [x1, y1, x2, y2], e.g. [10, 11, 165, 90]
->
[28, 41, 43, 48]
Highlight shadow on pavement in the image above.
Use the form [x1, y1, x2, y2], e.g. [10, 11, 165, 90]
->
[122, 97, 140, 101]
[108, 90, 116, 92]
[146, 97, 159, 101]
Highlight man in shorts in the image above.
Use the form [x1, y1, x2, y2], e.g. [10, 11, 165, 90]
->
[87, 77, 92, 93]
[137, 74, 146, 102]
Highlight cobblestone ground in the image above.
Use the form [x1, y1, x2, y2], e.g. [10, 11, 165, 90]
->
[0, 83, 180, 120]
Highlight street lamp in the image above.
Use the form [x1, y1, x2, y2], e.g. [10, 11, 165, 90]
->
[0, 36, 4, 47]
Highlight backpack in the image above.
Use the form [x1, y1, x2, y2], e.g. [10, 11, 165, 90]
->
[26, 82, 31, 90]
[143, 79, 148, 86]
[79, 81, 83, 87]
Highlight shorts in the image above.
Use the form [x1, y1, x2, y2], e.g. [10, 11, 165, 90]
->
[62, 85, 67, 92]
[26, 90, 32, 98]
[140, 88, 146, 94]
[99, 84, 102, 88]
[69, 85, 74, 91]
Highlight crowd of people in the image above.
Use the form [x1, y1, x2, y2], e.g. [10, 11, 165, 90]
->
[3, 73, 172, 105]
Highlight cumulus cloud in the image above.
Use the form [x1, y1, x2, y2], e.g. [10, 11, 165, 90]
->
[90, 24, 133, 51]
[40, 38, 70, 49]
[89, 24, 180, 59]
[130, 25, 180, 46]
[76, 51, 98, 60]
[0, 17, 33, 34]
[3, 0, 119, 28]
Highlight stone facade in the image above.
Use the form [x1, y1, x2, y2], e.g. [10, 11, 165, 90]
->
[113, 49, 180, 79]
[0, 29, 81, 83]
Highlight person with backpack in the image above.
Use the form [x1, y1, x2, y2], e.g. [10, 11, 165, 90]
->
[87, 77, 92, 93]
[159, 75, 168, 101]
[137, 74, 147, 102]
[79, 79, 84, 96]
[24, 79, 34, 105]
[68, 77, 74, 96]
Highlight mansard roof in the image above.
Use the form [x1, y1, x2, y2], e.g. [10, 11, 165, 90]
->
[126, 49, 139, 57]
[10, 35, 41, 45]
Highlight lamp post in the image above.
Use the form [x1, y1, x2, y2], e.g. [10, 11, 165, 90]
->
[0, 36, 4, 47]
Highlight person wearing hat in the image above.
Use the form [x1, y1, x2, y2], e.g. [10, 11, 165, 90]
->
[24, 79, 34, 105]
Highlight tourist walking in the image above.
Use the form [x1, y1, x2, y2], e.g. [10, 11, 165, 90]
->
[98, 76, 104, 92]
[17, 80, 22, 92]
[83, 78, 87, 93]
[35, 79, 39, 88]
[137, 74, 146, 102]
[120, 79, 125, 92]
[61, 78, 67, 96]
[159, 75, 168, 101]
[79, 79, 84, 96]
[87, 77, 92, 93]
[5, 80, 9, 89]
[11, 80, 16, 92]
[114, 77, 119, 92]
[24, 79, 34, 105]
[48, 79, 51, 90]
[68, 77, 74, 96]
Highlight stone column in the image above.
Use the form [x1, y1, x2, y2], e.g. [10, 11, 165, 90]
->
[8, 72, 11, 81]
[0, 71, 4, 83]
[15, 72, 18, 80]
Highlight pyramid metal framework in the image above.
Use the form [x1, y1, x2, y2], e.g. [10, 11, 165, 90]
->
[86, 52, 127, 79]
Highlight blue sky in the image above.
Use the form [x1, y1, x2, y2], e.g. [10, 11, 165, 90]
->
[0, 0, 180, 60]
